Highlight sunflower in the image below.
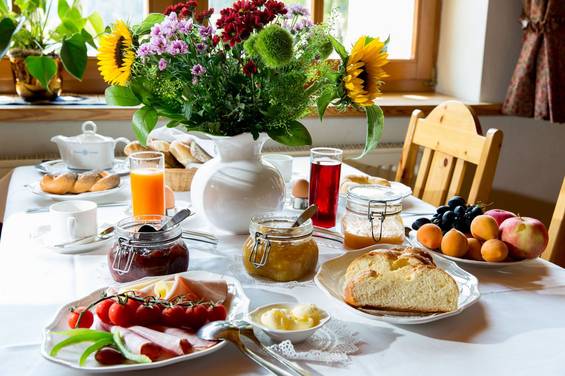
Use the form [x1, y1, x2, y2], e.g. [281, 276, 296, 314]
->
[343, 36, 389, 107]
[97, 21, 135, 86]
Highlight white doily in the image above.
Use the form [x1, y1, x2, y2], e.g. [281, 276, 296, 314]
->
[258, 319, 360, 364]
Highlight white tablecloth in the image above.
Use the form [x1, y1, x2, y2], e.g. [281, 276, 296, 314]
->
[1, 160, 565, 376]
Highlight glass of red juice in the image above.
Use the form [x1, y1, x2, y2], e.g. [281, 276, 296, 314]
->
[308, 147, 343, 228]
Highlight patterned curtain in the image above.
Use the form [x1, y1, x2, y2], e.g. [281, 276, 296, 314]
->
[502, 0, 565, 123]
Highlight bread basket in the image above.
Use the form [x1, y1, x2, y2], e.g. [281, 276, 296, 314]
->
[165, 167, 197, 191]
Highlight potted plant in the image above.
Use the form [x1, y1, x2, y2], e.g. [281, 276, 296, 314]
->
[99, 1, 389, 233]
[0, 0, 103, 101]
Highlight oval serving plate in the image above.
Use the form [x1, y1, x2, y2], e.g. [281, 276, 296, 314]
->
[41, 271, 250, 373]
[408, 231, 535, 269]
[29, 181, 125, 201]
[314, 244, 480, 325]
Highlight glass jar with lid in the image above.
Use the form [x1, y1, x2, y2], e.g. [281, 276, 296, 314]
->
[242, 213, 319, 282]
[342, 185, 405, 249]
[108, 215, 189, 282]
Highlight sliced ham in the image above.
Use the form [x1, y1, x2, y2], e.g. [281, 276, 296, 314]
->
[162, 327, 218, 350]
[169, 277, 228, 303]
[128, 325, 192, 355]
[110, 326, 164, 361]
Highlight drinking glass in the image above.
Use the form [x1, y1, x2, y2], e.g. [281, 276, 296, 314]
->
[129, 151, 165, 216]
[308, 148, 343, 228]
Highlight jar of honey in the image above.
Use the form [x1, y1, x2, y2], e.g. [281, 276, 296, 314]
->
[342, 185, 404, 249]
[108, 215, 189, 282]
[243, 213, 319, 282]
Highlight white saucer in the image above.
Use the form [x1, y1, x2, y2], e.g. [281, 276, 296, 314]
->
[31, 225, 113, 255]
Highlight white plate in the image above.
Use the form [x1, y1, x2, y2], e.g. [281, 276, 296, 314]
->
[31, 225, 113, 254]
[314, 245, 480, 324]
[36, 159, 130, 176]
[29, 181, 124, 201]
[408, 232, 536, 268]
[41, 271, 250, 373]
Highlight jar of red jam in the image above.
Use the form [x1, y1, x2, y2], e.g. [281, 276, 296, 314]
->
[108, 215, 189, 282]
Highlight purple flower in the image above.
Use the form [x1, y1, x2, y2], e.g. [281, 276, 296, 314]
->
[149, 35, 167, 55]
[161, 12, 179, 37]
[178, 19, 193, 34]
[167, 40, 188, 55]
[137, 43, 153, 58]
[150, 24, 162, 37]
[191, 64, 206, 77]
[287, 4, 309, 17]
[198, 26, 213, 38]
[195, 42, 207, 53]
[293, 18, 313, 32]
[158, 58, 168, 71]
[192, 77, 199, 85]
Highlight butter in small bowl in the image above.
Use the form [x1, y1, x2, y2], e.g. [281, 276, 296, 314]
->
[248, 303, 330, 343]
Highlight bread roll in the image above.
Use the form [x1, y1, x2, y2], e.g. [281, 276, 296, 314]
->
[69, 171, 100, 193]
[343, 248, 459, 313]
[124, 141, 151, 156]
[40, 173, 77, 194]
[169, 140, 200, 166]
[149, 140, 183, 168]
[90, 171, 120, 192]
[190, 141, 212, 162]
[339, 175, 391, 195]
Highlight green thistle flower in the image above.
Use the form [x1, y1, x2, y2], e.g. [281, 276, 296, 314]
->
[244, 34, 258, 56]
[255, 25, 293, 68]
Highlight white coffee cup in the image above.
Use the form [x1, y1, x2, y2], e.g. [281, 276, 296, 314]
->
[263, 154, 293, 183]
[49, 200, 98, 244]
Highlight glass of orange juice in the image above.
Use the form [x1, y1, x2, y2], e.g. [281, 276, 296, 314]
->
[129, 151, 165, 216]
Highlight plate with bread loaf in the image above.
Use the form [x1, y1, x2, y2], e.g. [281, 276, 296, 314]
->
[315, 245, 480, 324]
[32, 171, 123, 200]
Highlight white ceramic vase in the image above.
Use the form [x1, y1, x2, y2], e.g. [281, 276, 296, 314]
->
[190, 133, 285, 234]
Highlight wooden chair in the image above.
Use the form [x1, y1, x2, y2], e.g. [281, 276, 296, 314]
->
[541, 177, 565, 267]
[395, 100, 503, 206]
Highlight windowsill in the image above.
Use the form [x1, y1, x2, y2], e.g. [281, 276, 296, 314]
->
[0, 92, 502, 122]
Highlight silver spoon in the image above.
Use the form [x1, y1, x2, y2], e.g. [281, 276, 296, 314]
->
[138, 209, 192, 233]
[292, 204, 317, 227]
[232, 320, 311, 376]
[197, 321, 295, 376]
[53, 225, 114, 248]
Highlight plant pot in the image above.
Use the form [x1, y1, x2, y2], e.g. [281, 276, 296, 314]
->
[8, 49, 62, 102]
[190, 133, 286, 234]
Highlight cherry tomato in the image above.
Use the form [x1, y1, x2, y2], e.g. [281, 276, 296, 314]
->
[185, 304, 208, 330]
[68, 306, 94, 329]
[108, 302, 134, 327]
[207, 304, 227, 322]
[162, 305, 186, 327]
[135, 304, 162, 326]
[95, 299, 114, 324]
[125, 298, 141, 313]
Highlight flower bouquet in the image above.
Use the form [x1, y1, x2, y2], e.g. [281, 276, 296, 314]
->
[98, 0, 389, 157]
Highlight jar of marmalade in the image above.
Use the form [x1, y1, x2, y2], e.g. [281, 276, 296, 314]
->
[108, 215, 189, 282]
[243, 213, 319, 282]
[342, 185, 404, 249]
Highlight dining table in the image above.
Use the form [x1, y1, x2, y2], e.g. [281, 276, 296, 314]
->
[1, 157, 564, 376]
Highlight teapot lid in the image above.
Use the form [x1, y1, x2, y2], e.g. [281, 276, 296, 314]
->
[74, 121, 112, 143]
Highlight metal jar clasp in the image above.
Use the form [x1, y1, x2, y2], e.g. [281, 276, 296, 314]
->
[249, 231, 271, 269]
[368, 200, 388, 242]
[112, 237, 135, 275]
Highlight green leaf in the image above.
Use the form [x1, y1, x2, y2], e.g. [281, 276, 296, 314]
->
[355, 104, 384, 159]
[268, 120, 312, 146]
[79, 338, 114, 366]
[129, 79, 153, 104]
[81, 29, 96, 49]
[87, 12, 104, 35]
[316, 88, 337, 121]
[0, 1, 9, 14]
[105, 86, 141, 106]
[328, 35, 348, 63]
[57, 0, 69, 19]
[0, 17, 16, 59]
[166, 119, 180, 128]
[60, 33, 87, 80]
[113, 332, 151, 364]
[24, 56, 57, 90]
[136, 13, 165, 35]
[183, 103, 193, 121]
[132, 106, 158, 146]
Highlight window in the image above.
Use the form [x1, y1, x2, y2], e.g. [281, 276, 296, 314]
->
[0, 0, 439, 94]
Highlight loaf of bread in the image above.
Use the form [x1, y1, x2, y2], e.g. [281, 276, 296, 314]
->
[125, 138, 212, 168]
[339, 175, 391, 195]
[343, 247, 459, 313]
[148, 140, 183, 168]
[169, 140, 200, 166]
[40, 171, 120, 194]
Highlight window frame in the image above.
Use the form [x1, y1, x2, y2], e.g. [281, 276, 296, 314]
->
[0, 0, 440, 94]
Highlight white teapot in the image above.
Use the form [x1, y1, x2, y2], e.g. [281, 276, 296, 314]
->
[51, 121, 130, 170]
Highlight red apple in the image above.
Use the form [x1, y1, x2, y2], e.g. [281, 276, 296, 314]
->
[499, 217, 548, 259]
[484, 209, 516, 227]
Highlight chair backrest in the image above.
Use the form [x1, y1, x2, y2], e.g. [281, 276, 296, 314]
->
[542, 177, 565, 267]
[395, 100, 503, 206]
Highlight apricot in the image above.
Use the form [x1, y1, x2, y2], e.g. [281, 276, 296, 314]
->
[470, 215, 499, 241]
[481, 239, 509, 262]
[417, 223, 443, 249]
[441, 229, 468, 257]
[466, 238, 483, 261]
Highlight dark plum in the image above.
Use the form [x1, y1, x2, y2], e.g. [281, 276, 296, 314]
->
[469, 205, 483, 218]
[448, 196, 466, 209]
[436, 205, 451, 215]
[441, 211, 456, 227]
[454, 205, 466, 217]
[411, 217, 431, 230]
